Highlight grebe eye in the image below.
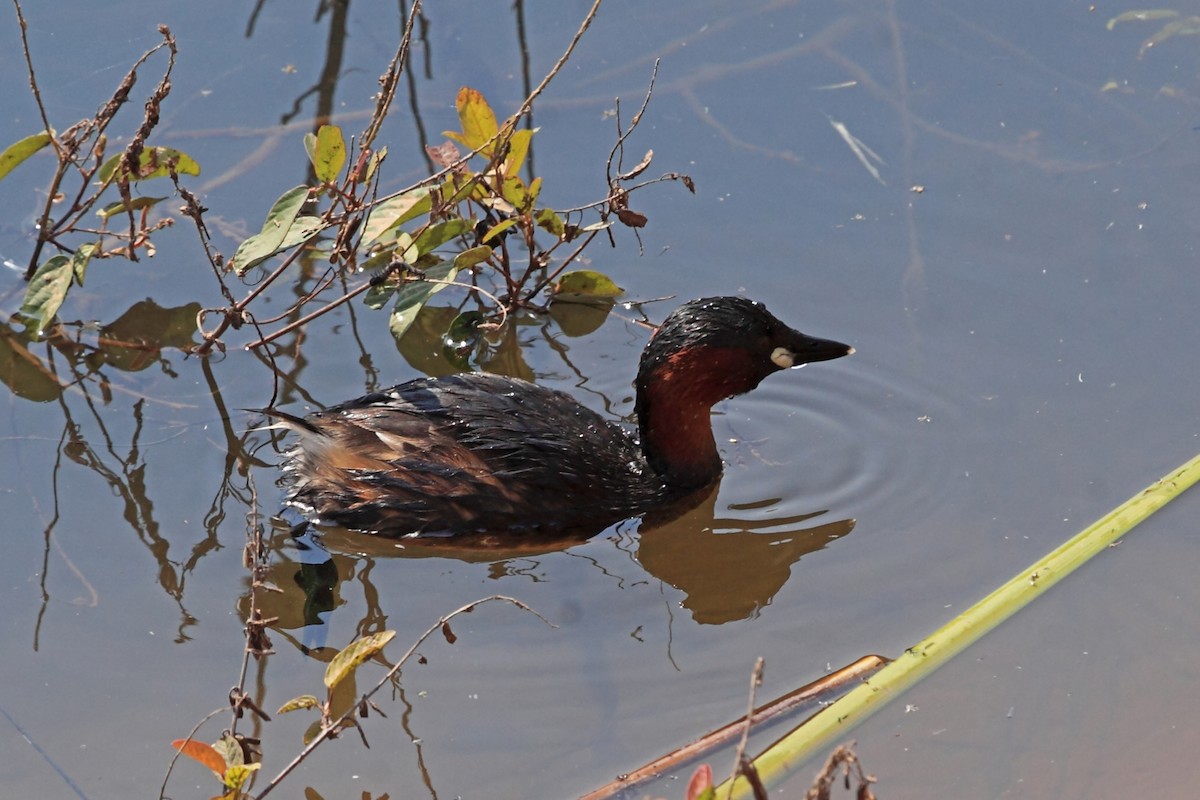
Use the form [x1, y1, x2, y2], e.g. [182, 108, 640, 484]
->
[770, 346, 795, 369]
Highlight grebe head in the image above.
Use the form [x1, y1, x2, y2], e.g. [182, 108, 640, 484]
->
[635, 296, 852, 487]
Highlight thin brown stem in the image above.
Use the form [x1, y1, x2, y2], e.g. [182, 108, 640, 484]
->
[253, 596, 553, 800]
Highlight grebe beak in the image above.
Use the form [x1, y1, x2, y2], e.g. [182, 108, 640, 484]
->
[771, 334, 854, 369]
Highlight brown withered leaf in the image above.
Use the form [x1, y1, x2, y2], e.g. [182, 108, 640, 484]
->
[441, 621, 457, 644]
[425, 141, 462, 170]
[618, 149, 653, 181]
[616, 207, 648, 228]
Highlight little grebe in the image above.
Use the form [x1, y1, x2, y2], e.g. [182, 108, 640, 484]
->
[269, 296, 852, 536]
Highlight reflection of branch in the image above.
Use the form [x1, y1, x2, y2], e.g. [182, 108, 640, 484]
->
[12, 0, 55, 153]
[400, 0, 436, 173]
[254, 596, 554, 799]
[361, 0, 423, 152]
[514, 0, 536, 179]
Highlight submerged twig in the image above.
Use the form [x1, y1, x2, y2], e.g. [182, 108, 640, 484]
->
[579, 654, 887, 800]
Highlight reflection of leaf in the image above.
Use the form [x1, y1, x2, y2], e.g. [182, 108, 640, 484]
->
[548, 299, 614, 337]
[1106, 9, 1179, 30]
[325, 631, 396, 689]
[394, 304, 462, 376]
[0, 130, 53, 181]
[171, 738, 227, 780]
[0, 322, 66, 402]
[552, 270, 623, 301]
[478, 324, 536, 382]
[442, 310, 483, 370]
[1138, 16, 1200, 59]
[88, 300, 203, 372]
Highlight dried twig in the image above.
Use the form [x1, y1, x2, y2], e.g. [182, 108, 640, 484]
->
[579, 655, 888, 800]
[727, 658, 766, 799]
[802, 744, 876, 800]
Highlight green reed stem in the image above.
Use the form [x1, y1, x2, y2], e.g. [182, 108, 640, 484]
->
[720, 451, 1200, 799]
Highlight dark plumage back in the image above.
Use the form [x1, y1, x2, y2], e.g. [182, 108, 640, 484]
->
[277, 373, 665, 536]
[272, 296, 851, 538]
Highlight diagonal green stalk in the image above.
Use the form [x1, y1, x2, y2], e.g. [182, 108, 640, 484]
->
[720, 451, 1200, 799]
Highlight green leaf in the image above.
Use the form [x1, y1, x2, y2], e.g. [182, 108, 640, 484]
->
[0, 131, 53, 182]
[496, 175, 541, 212]
[278, 215, 326, 251]
[525, 176, 542, 208]
[224, 763, 261, 791]
[324, 630, 396, 690]
[277, 694, 321, 714]
[481, 217, 518, 243]
[552, 269, 623, 301]
[71, 243, 97, 284]
[413, 219, 473, 256]
[446, 87, 499, 154]
[96, 146, 201, 184]
[362, 189, 433, 245]
[229, 185, 311, 275]
[453, 245, 493, 270]
[388, 262, 459, 342]
[534, 207, 565, 238]
[96, 195, 167, 220]
[363, 145, 387, 184]
[211, 732, 244, 769]
[20, 245, 98, 332]
[305, 124, 346, 183]
[503, 127, 536, 176]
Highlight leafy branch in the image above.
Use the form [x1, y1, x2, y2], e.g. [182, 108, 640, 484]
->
[4, 4, 202, 334]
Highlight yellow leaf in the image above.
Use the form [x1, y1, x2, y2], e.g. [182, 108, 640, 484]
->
[324, 631, 396, 689]
[454, 87, 499, 154]
[277, 694, 321, 714]
[224, 763, 261, 790]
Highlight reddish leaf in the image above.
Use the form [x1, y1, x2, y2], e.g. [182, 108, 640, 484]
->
[686, 763, 714, 800]
[426, 141, 462, 169]
[171, 738, 227, 779]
